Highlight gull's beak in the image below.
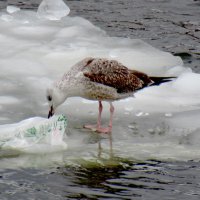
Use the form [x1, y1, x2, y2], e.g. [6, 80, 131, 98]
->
[48, 106, 54, 118]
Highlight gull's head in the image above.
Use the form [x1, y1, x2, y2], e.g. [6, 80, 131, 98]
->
[46, 86, 66, 118]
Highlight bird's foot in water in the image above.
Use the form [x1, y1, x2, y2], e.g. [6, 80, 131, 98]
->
[96, 127, 112, 133]
[84, 124, 112, 133]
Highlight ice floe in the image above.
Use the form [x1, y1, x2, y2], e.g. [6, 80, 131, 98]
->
[0, 0, 200, 165]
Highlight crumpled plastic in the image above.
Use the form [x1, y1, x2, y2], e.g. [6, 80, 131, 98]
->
[0, 115, 67, 153]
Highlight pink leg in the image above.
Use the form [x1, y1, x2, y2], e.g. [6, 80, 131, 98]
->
[84, 101, 103, 130]
[96, 102, 114, 133]
[109, 102, 114, 129]
[84, 102, 114, 133]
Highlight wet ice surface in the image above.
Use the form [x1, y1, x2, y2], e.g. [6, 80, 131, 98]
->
[0, 0, 200, 199]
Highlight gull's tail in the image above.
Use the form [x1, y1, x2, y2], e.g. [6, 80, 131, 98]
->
[150, 76, 176, 86]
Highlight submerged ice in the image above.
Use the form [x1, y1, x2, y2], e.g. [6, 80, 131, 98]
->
[0, 0, 200, 166]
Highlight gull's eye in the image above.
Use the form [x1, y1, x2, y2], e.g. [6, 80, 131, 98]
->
[47, 95, 52, 101]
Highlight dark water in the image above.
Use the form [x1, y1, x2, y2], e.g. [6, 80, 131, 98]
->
[1, 160, 200, 200]
[1, 0, 200, 199]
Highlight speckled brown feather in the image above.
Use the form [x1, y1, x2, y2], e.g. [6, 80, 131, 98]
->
[83, 58, 152, 93]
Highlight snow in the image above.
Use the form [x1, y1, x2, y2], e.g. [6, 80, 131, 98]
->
[0, 1, 200, 167]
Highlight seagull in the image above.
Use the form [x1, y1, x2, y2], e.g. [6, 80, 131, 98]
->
[47, 57, 175, 133]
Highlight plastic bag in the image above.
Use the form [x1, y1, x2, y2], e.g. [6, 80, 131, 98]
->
[0, 115, 67, 153]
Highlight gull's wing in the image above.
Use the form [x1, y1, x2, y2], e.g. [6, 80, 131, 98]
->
[83, 58, 152, 93]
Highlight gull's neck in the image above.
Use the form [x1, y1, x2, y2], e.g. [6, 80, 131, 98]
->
[54, 78, 85, 100]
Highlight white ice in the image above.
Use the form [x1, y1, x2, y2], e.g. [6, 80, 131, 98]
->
[7, 5, 20, 14]
[37, 0, 70, 20]
[0, 2, 200, 168]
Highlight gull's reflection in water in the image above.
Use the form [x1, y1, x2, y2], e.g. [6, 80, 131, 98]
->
[97, 132, 113, 158]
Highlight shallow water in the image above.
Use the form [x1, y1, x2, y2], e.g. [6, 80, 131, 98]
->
[0, 0, 200, 200]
